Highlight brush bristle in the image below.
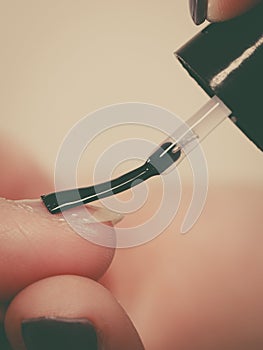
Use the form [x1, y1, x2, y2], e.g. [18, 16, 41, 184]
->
[41, 194, 60, 214]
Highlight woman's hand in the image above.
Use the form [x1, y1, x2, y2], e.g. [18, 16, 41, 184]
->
[0, 138, 143, 350]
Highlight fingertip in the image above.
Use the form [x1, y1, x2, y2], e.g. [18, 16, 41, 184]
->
[0, 198, 116, 302]
[5, 276, 144, 350]
[207, 0, 261, 21]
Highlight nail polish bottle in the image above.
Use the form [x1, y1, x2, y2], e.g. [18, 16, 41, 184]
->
[176, 2, 263, 151]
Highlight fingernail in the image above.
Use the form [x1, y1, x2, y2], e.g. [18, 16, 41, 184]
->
[21, 317, 98, 350]
[189, 0, 208, 25]
[0, 324, 11, 350]
[14, 199, 124, 225]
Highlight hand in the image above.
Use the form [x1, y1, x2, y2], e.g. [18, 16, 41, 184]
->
[0, 138, 143, 350]
[1, 138, 262, 350]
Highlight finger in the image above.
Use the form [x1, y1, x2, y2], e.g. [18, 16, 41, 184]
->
[0, 135, 52, 199]
[0, 198, 121, 302]
[5, 275, 144, 350]
[208, 0, 262, 21]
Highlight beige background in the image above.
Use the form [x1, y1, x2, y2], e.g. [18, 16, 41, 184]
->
[0, 0, 262, 187]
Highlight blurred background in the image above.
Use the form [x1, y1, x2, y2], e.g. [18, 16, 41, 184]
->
[0, 0, 262, 188]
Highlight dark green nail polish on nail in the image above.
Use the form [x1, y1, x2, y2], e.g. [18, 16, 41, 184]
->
[189, 0, 208, 25]
[22, 317, 98, 350]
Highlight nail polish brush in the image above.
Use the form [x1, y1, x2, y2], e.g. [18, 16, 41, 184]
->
[41, 3, 263, 214]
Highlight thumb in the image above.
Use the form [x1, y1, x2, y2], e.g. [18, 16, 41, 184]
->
[5, 275, 144, 350]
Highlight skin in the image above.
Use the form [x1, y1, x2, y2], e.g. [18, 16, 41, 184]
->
[0, 140, 143, 350]
[1, 1, 263, 349]
[1, 144, 263, 350]
[208, 0, 262, 21]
